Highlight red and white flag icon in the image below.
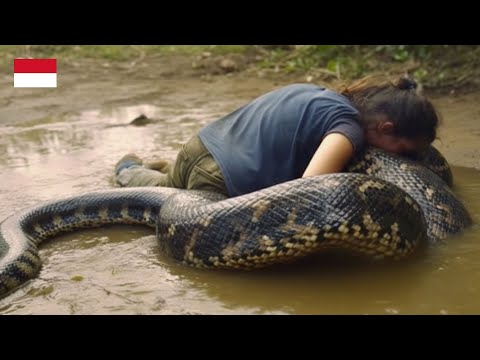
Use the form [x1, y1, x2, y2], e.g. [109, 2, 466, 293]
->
[14, 58, 57, 88]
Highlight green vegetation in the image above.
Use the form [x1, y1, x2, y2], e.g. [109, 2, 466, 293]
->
[2, 45, 478, 92]
[256, 45, 480, 91]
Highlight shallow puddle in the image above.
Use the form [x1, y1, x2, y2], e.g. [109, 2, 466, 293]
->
[0, 101, 479, 315]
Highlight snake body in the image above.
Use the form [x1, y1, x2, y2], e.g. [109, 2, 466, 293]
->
[0, 146, 472, 297]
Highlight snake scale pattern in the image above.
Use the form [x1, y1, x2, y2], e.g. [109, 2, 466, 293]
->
[0, 146, 472, 297]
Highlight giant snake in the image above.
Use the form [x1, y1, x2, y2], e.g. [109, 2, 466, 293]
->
[0, 146, 472, 297]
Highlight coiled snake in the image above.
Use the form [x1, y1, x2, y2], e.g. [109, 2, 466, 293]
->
[0, 146, 472, 297]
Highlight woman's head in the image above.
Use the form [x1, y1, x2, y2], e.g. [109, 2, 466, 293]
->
[339, 76, 439, 155]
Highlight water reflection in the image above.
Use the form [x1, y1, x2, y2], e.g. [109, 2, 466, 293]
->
[0, 103, 480, 314]
[0, 104, 222, 168]
[0, 104, 223, 218]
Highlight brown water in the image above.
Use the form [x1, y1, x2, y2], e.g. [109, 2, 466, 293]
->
[0, 102, 479, 315]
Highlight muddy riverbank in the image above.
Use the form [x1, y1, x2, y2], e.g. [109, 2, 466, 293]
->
[0, 54, 479, 314]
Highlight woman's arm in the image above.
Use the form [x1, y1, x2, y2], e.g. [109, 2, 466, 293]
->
[302, 133, 354, 177]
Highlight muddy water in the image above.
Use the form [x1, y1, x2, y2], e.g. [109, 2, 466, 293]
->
[0, 100, 479, 315]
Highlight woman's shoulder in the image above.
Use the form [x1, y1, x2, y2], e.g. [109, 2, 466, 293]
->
[281, 83, 326, 91]
[280, 83, 347, 100]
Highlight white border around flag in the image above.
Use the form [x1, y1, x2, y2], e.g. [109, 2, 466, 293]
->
[14, 73, 57, 88]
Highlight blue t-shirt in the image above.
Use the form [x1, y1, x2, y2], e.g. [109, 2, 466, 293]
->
[198, 83, 364, 197]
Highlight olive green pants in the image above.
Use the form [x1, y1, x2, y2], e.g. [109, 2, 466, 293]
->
[115, 136, 229, 196]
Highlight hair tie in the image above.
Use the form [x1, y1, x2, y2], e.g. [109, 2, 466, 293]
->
[397, 77, 418, 91]
[406, 82, 416, 90]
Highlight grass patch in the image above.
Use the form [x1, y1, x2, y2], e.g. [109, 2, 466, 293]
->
[256, 45, 480, 91]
